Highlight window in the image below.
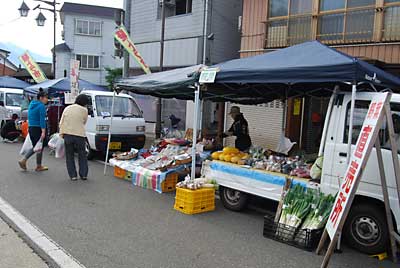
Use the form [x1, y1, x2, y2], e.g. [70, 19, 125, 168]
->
[290, 0, 312, 15]
[320, 0, 345, 11]
[383, 5, 400, 40]
[95, 96, 141, 118]
[343, 101, 400, 152]
[76, 20, 101, 36]
[76, 54, 100, 70]
[317, 7, 375, 43]
[158, 0, 192, 18]
[347, 0, 375, 8]
[269, 0, 289, 17]
[6, 93, 24, 107]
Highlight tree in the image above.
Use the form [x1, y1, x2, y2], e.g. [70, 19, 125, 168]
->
[105, 67, 123, 89]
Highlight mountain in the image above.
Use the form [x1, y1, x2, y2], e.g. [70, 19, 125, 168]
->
[0, 42, 51, 67]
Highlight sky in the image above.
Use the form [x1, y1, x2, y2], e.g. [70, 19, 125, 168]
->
[0, 0, 123, 59]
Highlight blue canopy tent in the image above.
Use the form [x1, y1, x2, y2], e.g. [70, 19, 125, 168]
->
[24, 77, 108, 96]
[0, 76, 30, 89]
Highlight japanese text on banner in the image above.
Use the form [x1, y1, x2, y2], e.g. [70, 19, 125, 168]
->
[19, 51, 47, 83]
[325, 94, 388, 239]
[70, 60, 80, 96]
[114, 26, 151, 74]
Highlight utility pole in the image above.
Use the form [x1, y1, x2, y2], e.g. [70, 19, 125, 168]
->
[53, 0, 56, 78]
[156, 0, 166, 138]
[122, 0, 131, 78]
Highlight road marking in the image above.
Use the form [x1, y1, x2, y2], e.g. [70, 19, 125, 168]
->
[0, 196, 86, 268]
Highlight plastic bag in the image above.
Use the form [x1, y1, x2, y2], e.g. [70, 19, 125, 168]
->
[48, 133, 60, 149]
[275, 134, 296, 155]
[20, 134, 33, 155]
[55, 138, 65, 159]
[310, 156, 323, 179]
[33, 140, 43, 153]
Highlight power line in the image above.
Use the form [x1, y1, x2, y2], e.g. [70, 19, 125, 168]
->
[0, 17, 22, 27]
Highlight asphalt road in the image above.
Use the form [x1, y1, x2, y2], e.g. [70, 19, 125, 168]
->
[0, 142, 397, 268]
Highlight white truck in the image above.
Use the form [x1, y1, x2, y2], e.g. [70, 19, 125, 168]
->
[81, 90, 146, 159]
[204, 91, 400, 255]
[0, 88, 24, 126]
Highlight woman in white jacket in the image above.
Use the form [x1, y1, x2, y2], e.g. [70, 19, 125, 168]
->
[59, 94, 89, 181]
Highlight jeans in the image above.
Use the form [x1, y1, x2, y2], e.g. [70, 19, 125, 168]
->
[24, 127, 43, 166]
[64, 134, 88, 179]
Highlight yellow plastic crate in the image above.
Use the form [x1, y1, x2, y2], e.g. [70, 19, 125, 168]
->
[161, 173, 178, 193]
[114, 166, 126, 179]
[174, 187, 215, 215]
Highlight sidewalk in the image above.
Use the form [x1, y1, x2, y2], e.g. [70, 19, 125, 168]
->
[0, 217, 48, 268]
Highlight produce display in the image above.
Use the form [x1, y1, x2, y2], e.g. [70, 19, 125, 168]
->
[278, 184, 335, 232]
[176, 175, 218, 190]
[212, 146, 312, 178]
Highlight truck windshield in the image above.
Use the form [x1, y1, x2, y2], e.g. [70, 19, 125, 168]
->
[6, 93, 24, 107]
[95, 96, 142, 118]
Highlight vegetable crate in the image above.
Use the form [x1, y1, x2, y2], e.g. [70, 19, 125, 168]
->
[174, 188, 215, 215]
[113, 166, 132, 181]
[161, 173, 178, 193]
[263, 214, 323, 251]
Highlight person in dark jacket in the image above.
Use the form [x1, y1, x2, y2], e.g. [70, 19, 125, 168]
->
[1, 114, 21, 142]
[18, 89, 48, 172]
[223, 106, 252, 151]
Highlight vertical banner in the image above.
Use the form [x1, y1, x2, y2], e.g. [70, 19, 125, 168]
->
[65, 60, 80, 104]
[325, 93, 389, 239]
[70, 59, 80, 96]
[114, 25, 151, 74]
[19, 51, 47, 83]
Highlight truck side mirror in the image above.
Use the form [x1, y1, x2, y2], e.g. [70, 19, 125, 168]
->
[0, 101, 4, 107]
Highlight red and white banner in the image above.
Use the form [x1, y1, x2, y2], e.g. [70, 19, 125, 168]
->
[326, 93, 389, 239]
[70, 59, 80, 96]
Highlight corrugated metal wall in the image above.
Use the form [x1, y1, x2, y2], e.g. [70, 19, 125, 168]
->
[335, 44, 400, 64]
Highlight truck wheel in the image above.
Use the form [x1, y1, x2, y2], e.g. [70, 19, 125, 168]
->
[219, 186, 248, 211]
[343, 203, 389, 254]
[85, 140, 96, 160]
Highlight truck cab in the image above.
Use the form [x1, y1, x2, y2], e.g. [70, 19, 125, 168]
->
[322, 91, 400, 254]
[81, 90, 146, 159]
[0, 88, 24, 126]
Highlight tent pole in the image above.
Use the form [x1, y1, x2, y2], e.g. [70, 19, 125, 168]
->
[299, 97, 305, 149]
[104, 90, 116, 175]
[191, 85, 200, 180]
[347, 84, 357, 164]
[318, 86, 338, 156]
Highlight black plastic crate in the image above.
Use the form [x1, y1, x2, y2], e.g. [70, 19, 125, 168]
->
[263, 214, 323, 251]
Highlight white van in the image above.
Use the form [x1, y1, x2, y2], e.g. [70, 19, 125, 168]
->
[81, 90, 146, 159]
[0, 88, 24, 126]
[204, 91, 400, 255]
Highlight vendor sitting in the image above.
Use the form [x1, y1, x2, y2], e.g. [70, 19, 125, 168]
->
[223, 106, 252, 151]
[1, 114, 21, 142]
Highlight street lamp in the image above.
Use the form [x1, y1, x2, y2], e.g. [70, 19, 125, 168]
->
[18, 0, 59, 78]
[35, 11, 46, 27]
[18, 1, 30, 17]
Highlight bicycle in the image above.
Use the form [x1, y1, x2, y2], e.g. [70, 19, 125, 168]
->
[161, 114, 184, 139]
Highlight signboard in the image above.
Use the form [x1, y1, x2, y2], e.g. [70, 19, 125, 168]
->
[114, 25, 151, 74]
[19, 51, 47, 83]
[325, 93, 388, 239]
[293, 99, 301, 116]
[70, 60, 80, 96]
[199, 68, 218, 84]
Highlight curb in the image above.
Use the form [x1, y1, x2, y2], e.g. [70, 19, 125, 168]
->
[0, 196, 86, 268]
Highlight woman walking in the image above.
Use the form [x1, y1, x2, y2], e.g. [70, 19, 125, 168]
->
[59, 94, 89, 181]
[18, 89, 48, 171]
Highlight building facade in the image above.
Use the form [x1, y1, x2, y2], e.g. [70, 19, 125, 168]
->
[55, 2, 123, 86]
[0, 49, 17, 77]
[126, 0, 243, 130]
[226, 0, 400, 153]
